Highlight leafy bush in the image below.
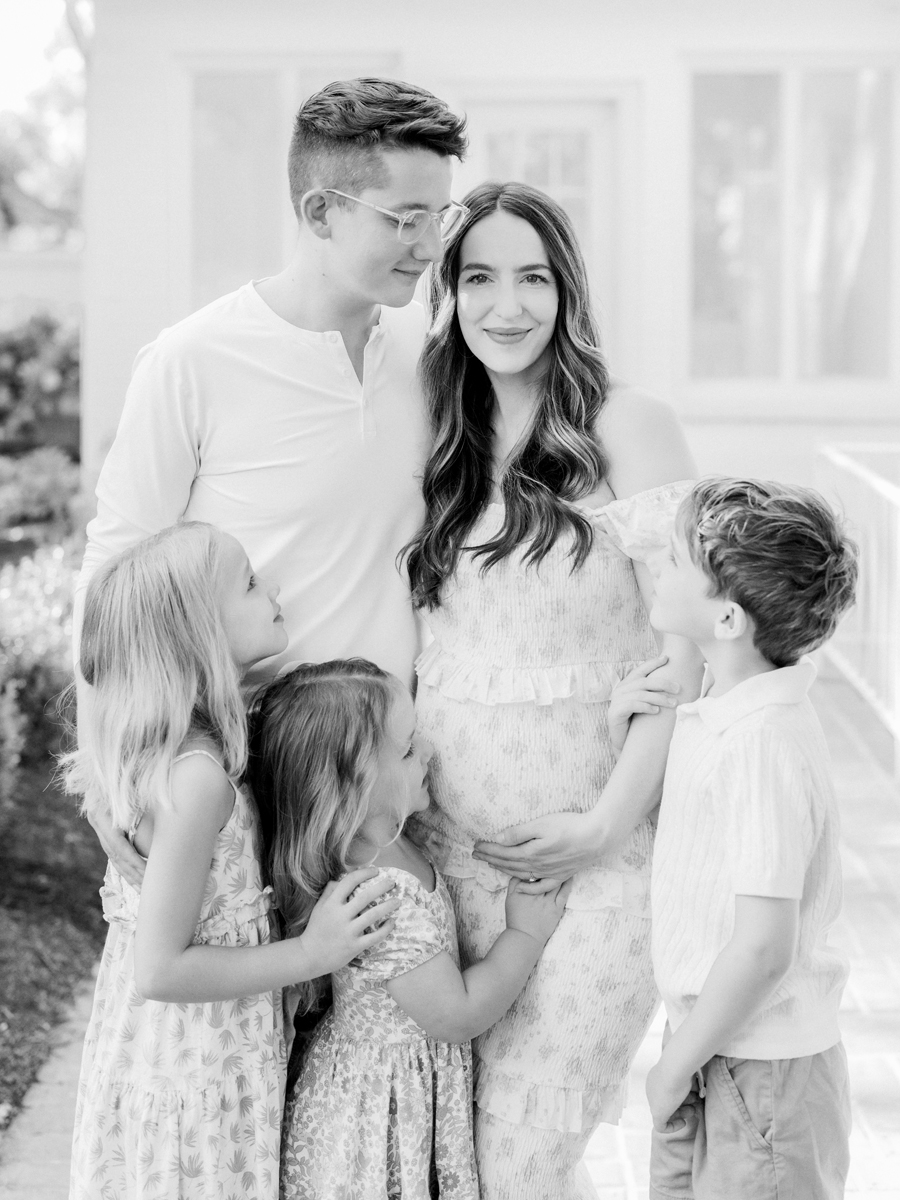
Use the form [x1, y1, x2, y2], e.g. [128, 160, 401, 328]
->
[0, 446, 81, 533]
[0, 544, 77, 820]
[0, 313, 79, 455]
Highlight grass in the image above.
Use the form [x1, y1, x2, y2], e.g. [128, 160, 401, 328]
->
[0, 758, 107, 1129]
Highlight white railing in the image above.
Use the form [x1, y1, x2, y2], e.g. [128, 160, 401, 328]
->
[817, 444, 900, 764]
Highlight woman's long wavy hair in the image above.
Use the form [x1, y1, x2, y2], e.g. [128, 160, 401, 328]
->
[60, 522, 247, 829]
[405, 181, 610, 610]
[246, 659, 401, 1014]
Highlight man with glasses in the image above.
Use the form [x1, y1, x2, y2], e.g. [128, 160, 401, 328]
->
[77, 78, 468, 880]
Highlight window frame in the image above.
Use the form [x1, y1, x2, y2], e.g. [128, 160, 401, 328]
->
[676, 52, 900, 423]
[448, 77, 643, 381]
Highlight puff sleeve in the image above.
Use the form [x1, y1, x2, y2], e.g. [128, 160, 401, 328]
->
[594, 480, 695, 563]
[351, 870, 448, 985]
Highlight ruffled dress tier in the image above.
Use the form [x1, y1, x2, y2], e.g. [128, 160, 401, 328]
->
[412, 482, 691, 1198]
[69, 755, 285, 1200]
[280, 867, 478, 1200]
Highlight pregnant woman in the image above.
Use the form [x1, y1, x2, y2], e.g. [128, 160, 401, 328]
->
[405, 182, 699, 1199]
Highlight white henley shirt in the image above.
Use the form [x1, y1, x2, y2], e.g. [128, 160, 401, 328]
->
[651, 657, 848, 1060]
[78, 282, 430, 685]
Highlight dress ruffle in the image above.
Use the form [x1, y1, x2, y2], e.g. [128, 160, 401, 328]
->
[589, 479, 695, 562]
[101, 876, 274, 944]
[416, 640, 640, 707]
[423, 835, 652, 918]
[475, 1060, 627, 1134]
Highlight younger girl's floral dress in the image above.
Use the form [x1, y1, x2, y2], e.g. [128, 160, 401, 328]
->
[69, 751, 285, 1200]
[280, 866, 478, 1200]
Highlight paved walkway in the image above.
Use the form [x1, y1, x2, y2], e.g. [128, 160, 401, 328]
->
[1, 668, 897, 1198]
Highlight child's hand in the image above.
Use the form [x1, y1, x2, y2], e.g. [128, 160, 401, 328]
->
[299, 869, 400, 978]
[608, 654, 680, 758]
[646, 1056, 700, 1133]
[88, 803, 146, 888]
[504, 876, 572, 947]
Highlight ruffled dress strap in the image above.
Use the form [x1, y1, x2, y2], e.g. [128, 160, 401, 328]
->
[587, 478, 695, 562]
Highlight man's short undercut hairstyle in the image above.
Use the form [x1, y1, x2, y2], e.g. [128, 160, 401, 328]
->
[679, 477, 858, 668]
[288, 77, 468, 217]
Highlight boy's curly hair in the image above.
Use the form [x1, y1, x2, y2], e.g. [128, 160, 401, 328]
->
[679, 477, 858, 668]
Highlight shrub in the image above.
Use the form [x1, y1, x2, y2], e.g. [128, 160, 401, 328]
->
[0, 446, 81, 534]
[0, 544, 77, 822]
[0, 313, 80, 456]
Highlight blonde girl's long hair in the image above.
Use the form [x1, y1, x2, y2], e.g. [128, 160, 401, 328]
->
[62, 522, 247, 829]
[246, 659, 400, 1014]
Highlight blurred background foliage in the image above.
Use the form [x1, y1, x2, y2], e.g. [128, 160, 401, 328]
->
[0, 0, 100, 1130]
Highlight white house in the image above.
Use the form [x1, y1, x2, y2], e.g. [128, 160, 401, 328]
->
[82, 0, 900, 486]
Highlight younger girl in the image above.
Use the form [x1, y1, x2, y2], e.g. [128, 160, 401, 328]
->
[64, 523, 398, 1200]
[247, 659, 570, 1200]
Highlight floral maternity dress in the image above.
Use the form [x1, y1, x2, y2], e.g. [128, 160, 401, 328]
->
[413, 482, 690, 1200]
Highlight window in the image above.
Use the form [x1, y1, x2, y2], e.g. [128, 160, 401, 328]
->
[691, 67, 892, 381]
[457, 97, 628, 364]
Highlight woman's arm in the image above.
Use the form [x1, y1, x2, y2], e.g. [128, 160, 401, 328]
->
[473, 387, 701, 882]
[133, 754, 399, 1002]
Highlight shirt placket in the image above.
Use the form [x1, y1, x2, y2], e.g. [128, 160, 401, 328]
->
[328, 329, 378, 438]
[360, 324, 383, 438]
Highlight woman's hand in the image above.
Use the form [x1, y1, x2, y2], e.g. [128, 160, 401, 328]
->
[608, 654, 681, 759]
[473, 810, 607, 881]
[87, 803, 146, 888]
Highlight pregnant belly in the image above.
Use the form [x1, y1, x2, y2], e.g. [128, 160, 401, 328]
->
[415, 682, 616, 843]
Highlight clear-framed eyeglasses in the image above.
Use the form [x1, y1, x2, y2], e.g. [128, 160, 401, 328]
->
[324, 189, 470, 245]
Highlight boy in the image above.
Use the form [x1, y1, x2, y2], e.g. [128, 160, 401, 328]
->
[642, 477, 857, 1199]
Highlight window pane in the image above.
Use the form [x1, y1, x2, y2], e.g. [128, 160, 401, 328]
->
[192, 72, 284, 309]
[798, 70, 891, 377]
[691, 74, 782, 377]
[485, 128, 590, 242]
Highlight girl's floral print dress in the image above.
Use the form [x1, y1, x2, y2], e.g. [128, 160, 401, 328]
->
[412, 483, 692, 1200]
[280, 866, 478, 1200]
[69, 751, 285, 1200]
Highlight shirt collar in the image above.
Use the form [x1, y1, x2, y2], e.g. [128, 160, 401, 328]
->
[678, 655, 817, 734]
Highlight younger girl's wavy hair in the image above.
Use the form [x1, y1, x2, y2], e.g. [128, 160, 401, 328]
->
[246, 659, 403, 1014]
[405, 180, 610, 610]
[61, 522, 247, 828]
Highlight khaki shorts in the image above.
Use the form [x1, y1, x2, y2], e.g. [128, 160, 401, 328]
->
[649, 1042, 851, 1200]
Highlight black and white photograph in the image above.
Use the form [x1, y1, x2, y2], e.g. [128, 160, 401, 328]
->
[0, 1, 898, 1197]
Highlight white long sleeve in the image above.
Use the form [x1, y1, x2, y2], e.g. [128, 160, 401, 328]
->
[76, 283, 429, 685]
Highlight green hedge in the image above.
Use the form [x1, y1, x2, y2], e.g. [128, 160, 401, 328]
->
[0, 544, 78, 822]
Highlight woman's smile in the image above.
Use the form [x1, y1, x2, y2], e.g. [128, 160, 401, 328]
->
[483, 327, 531, 343]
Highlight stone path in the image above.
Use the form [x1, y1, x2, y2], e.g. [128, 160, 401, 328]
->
[0, 975, 94, 1199]
[1, 668, 897, 1199]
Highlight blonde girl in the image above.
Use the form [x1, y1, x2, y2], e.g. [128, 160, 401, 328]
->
[64, 523, 397, 1200]
[247, 659, 571, 1200]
